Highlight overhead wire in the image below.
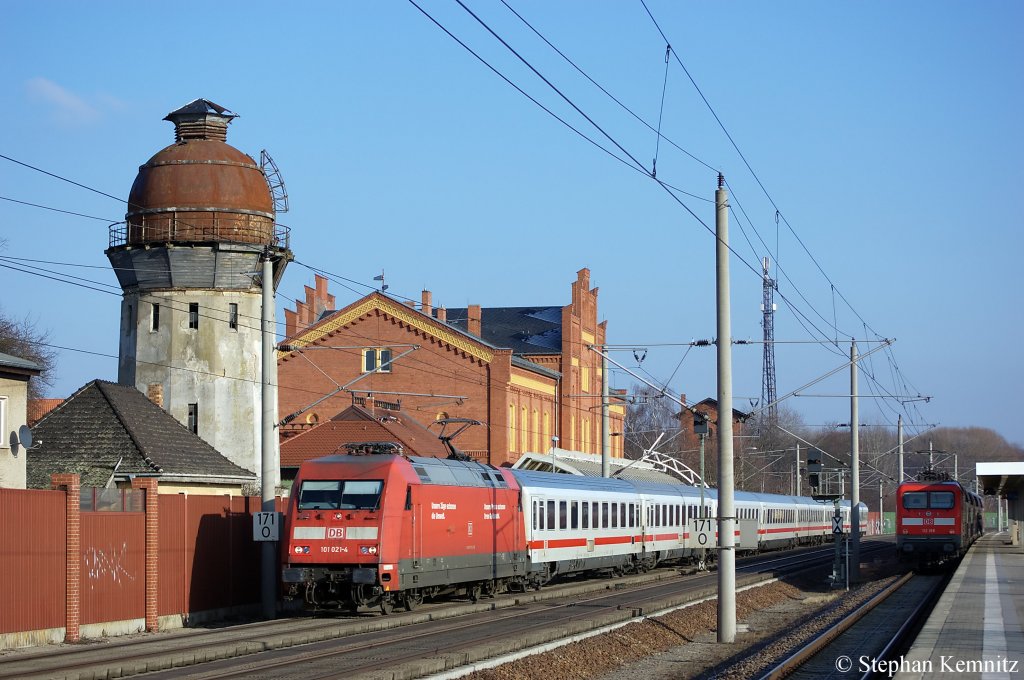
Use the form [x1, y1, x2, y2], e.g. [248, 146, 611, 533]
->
[2, 8, 921, 431]
[409, 0, 920, 426]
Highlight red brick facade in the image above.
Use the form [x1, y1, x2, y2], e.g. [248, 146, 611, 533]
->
[277, 269, 625, 467]
[678, 398, 748, 459]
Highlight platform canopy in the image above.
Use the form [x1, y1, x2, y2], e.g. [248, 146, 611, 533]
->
[977, 461, 1024, 500]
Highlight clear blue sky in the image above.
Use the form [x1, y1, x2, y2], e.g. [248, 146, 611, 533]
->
[2, 2, 1022, 446]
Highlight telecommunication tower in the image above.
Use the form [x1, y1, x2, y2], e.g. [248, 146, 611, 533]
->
[760, 257, 777, 424]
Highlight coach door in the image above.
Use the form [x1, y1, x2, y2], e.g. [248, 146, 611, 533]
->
[531, 496, 546, 557]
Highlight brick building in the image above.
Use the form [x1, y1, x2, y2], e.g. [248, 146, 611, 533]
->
[678, 397, 750, 453]
[276, 269, 624, 467]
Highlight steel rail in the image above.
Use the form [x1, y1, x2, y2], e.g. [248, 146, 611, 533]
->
[756, 571, 917, 680]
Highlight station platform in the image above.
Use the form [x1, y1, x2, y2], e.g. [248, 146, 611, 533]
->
[895, 532, 1024, 678]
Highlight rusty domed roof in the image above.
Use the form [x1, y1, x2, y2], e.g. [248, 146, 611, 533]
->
[124, 99, 275, 246]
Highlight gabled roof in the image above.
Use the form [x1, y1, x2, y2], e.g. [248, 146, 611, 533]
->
[445, 306, 563, 356]
[281, 404, 451, 468]
[686, 397, 752, 422]
[27, 380, 254, 488]
[281, 292, 499, 364]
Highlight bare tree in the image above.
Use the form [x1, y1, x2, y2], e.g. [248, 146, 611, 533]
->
[623, 385, 680, 460]
[0, 308, 57, 399]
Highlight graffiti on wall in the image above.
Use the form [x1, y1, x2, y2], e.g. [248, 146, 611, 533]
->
[83, 543, 137, 590]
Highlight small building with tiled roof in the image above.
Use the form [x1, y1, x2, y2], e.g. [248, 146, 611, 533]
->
[280, 403, 451, 487]
[277, 269, 625, 467]
[27, 380, 255, 494]
[0, 351, 42, 489]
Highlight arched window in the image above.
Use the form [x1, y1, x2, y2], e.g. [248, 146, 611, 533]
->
[508, 404, 516, 452]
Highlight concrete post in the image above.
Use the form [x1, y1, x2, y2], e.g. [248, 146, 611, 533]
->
[796, 443, 801, 497]
[715, 175, 736, 643]
[602, 352, 610, 478]
[897, 415, 904, 483]
[850, 340, 860, 581]
[261, 252, 277, 620]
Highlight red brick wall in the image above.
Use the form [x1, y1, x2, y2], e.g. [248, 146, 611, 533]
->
[278, 308, 496, 459]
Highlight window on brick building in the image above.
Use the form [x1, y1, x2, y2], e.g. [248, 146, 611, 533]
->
[509, 404, 518, 452]
[151, 303, 160, 332]
[362, 348, 393, 373]
[187, 402, 199, 434]
[228, 303, 238, 330]
[188, 303, 199, 329]
[521, 406, 528, 453]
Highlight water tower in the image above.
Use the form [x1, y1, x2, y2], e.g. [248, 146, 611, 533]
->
[106, 99, 292, 482]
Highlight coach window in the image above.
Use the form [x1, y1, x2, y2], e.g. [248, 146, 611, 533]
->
[902, 492, 928, 510]
[930, 492, 954, 509]
[547, 500, 556, 530]
[601, 502, 609, 528]
[581, 501, 589, 529]
[559, 501, 568, 530]
[610, 503, 617, 528]
[571, 501, 579, 529]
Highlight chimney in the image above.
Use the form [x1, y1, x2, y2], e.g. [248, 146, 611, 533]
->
[468, 304, 482, 337]
[147, 383, 164, 408]
[421, 290, 433, 317]
[437, 306, 447, 323]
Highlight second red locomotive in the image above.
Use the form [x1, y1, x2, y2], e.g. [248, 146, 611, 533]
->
[896, 470, 983, 568]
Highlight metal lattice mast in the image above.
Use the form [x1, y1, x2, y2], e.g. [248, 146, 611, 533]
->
[761, 257, 777, 424]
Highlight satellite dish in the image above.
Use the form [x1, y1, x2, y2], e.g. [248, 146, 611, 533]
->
[18, 425, 32, 449]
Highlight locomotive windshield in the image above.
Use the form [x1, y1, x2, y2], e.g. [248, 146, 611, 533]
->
[902, 490, 955, 510]
[297, 480, 383, 511]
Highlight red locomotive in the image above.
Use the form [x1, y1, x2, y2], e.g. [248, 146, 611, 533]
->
[281, 445, 530, 613]
[896, 470, 983, 567]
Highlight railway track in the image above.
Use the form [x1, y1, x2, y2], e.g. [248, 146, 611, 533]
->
[755, 570, 948, 680]
[0, 540, 892, 680]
